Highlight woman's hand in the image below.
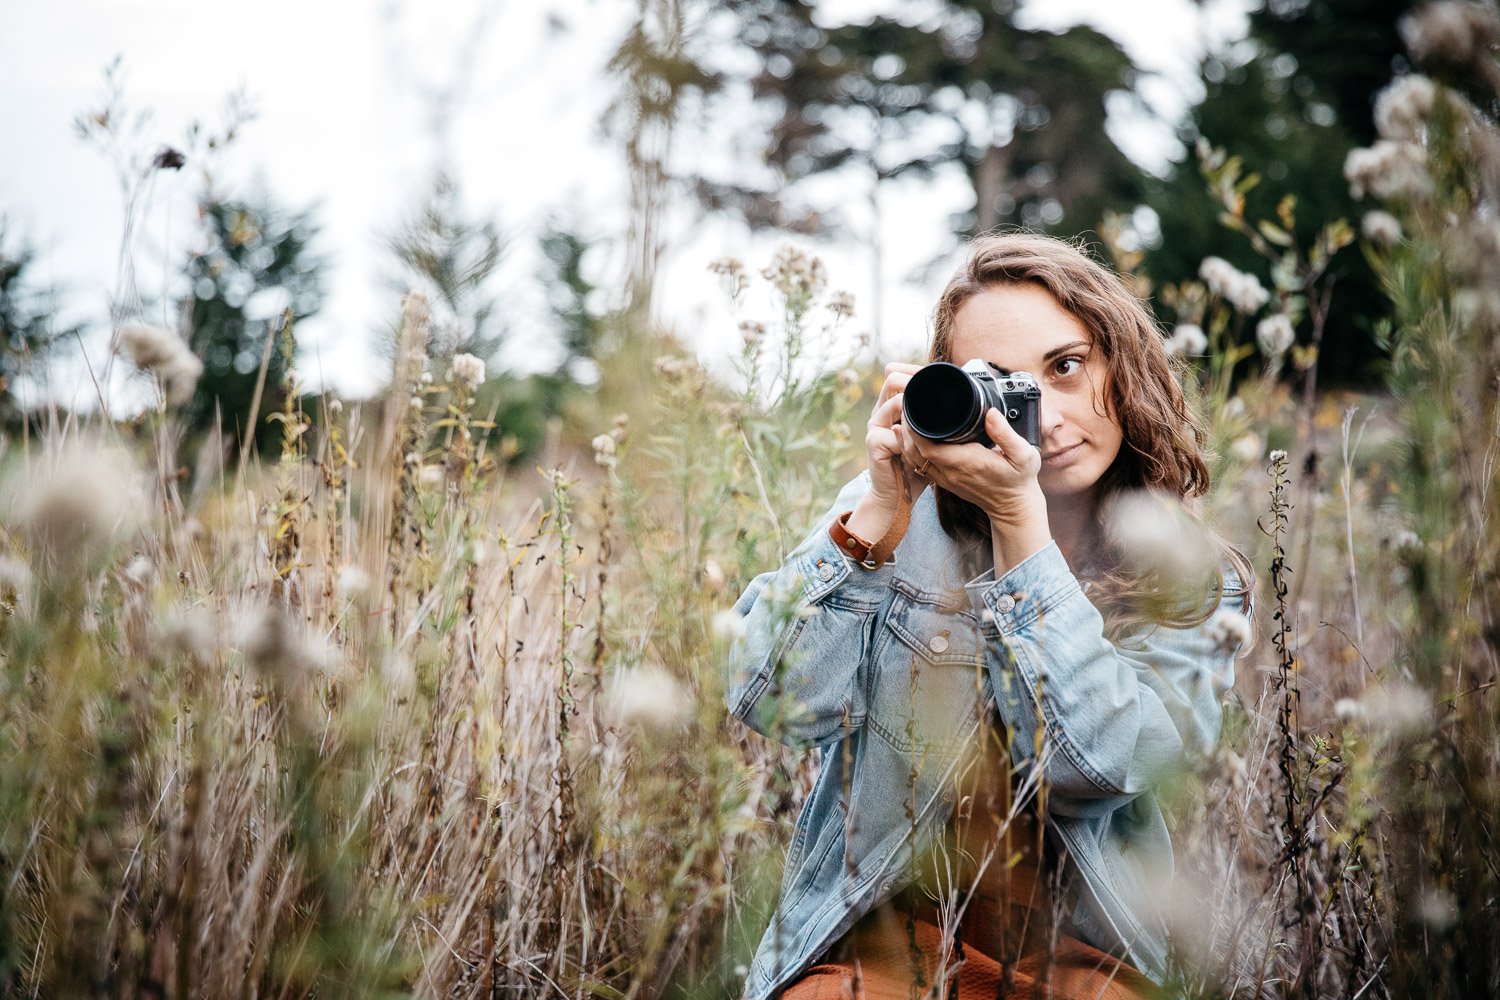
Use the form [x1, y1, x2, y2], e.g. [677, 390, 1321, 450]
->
[845, 363, 927, 542]
[901, 407, 1052, 573]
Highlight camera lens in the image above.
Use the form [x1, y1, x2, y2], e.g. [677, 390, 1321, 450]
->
[903, 363, 981, 442]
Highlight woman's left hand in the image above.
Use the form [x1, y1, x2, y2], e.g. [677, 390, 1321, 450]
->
[898, 406, 1046, 527]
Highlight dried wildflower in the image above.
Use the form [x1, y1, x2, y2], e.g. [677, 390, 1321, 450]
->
[116, 322, 203, 405]
[1256, 314, 1296, 357]
[335, 564, 371, 601]
[450, 352, 486, 391]
[13, 444, 142, 578]
[828, 290, 856, 319]
[234, 601, 334, 681]
[837, 367, 861, 389]
[708, 256, 749, 296]
[712, 607, 747, 640]
[702, 557, 727, 593]
[762, 245, 827, 304]
[1105, 489, 1217, 583]
[164, 604, 216, 664]
[1344, 140, 1433, 200]
[1204, 607, 1251, 654]
[739, 320, 767, 346]
[1414, 888, 1457, 931]
[1361, 210, 1404, 247]
[0, 556, 33, 595]
[417, 464, 445, 488]
[1229, 433, 1263, 463]
[1374, 75, 1438, 142]
[409, 395, 424, 411]
[328, 397, 344, 414]
[404, 451, 422, 466]
[607, 664, 692, 730]
[1169, 323, 1208, 356]
[1198, 258, 1269, 314]
[1402, 0, 1500, 70]
[591, 433, 618, 469]
[122, 554, 155, 588]
[1339, 679, 1433, 736]
[419, 371, 434, 385]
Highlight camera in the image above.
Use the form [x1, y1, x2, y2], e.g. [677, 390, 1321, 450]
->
[902, 359, 1042, 448]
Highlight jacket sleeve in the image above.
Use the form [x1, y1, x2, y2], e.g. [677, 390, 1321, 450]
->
[725, 473, 897, 748]
[965, 542, 1253, 818]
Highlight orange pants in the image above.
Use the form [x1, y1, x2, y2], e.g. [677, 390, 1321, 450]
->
[779, 897, 1157, 1000]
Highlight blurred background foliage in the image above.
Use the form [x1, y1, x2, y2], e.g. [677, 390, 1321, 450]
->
[0, 0, 1433, 443]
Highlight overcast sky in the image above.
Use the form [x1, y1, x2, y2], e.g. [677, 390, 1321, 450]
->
[0, 0, 1252, 410]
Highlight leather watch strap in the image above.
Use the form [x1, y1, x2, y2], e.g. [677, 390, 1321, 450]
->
[828, 474, 913, 569]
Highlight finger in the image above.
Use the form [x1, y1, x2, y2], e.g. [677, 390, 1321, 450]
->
[985, 407, 1037, 461]
[884, 362, 921, 375]
[869, 392, 906, 429]
[875, 370, 915, 407]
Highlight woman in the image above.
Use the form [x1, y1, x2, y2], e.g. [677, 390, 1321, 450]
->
[726, 233, 1255, 999]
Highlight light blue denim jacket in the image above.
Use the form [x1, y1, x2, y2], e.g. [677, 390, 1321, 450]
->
[726, 474, 1251, 999]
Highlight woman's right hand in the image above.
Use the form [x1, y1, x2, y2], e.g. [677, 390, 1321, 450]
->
[846, 362, 924, 542]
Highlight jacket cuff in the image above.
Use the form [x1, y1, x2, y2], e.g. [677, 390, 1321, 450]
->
[792, 517, 899, 606]
[964, 541, 1082, 636]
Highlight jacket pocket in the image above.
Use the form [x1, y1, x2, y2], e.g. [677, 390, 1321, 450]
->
[868, 586, 986, 757]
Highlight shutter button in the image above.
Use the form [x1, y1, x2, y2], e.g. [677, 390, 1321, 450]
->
[928, 633, 950, 654]
[816, 561, 836, 582]
[995, 593, 1017, 614]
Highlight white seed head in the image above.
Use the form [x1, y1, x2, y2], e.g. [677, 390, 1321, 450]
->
[828, 290, 856, 319]
[233, 601, 334, 681]
[1198, 258, 1269, 314]
[450, 352, 486, 391]
[1256, 314, 1296, 357]
[417, 464, 445, 487]
[591, 433, 618, 469]
[1204, 607, 1251, 654]
[1345, 679, 1432, 737]
[165, 604, 217, 665]
[409, 395, 424, 411]
[419, 371, 434, 385]
[1344, 140, 1432, 201]
[1361, 210, 1404, 247]
[116, 323, 203, 405]
[1170, 323, 1208, 356]
[1374, 74, 1438, 142]
[335, 564, 371, 601]
[12, 444, 143, 577]
[1104, 489, 1217, 583]
[1223, 397, 1248, 421]
[1269, 449, 1288, 464]
[122, 554, 156, 588]
[1414, 888, 1457, 931]
[712, 607, 747, 641]
[1229, 433, 1264, 464]
[607, 664, 692, 731]
[1402, 1, 1500, 67]
[702, 557, 727, 593]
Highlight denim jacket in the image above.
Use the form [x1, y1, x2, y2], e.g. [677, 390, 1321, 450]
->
[726, 474, 1251, 1000]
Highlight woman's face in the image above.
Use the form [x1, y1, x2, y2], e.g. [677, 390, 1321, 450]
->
[946, 282, 1124, 504]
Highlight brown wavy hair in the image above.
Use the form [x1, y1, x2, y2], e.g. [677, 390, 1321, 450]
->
[927, 231, 1253, 634]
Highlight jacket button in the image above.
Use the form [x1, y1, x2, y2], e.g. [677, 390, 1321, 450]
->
[995, 593, 1017, 614]
[816, 561, 836, 582]
[928, 633, 950, 654]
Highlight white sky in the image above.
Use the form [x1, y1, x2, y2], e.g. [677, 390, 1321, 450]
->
[0, 0, 1252, 410]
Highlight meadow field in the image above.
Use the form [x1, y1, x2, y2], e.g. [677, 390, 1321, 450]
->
[1, 8, 1498, 999]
